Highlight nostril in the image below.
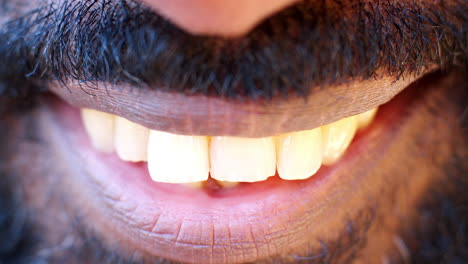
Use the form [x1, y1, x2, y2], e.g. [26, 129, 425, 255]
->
[137, 0, 300, 37]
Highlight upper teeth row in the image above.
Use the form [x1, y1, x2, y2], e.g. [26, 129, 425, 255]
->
[81, 107, 377, 184]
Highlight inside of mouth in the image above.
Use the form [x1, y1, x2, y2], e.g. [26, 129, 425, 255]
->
[77, 104, 379, 189]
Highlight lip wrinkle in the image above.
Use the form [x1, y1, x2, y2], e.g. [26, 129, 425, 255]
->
[32, 70, 465, 264]
[50, 71, 428, 137]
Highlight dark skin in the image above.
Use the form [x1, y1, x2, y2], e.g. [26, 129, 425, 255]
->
[0, 0, 467, 263]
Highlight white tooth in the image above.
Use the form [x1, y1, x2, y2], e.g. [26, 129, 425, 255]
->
[276, 128, 322, 180]
[321, 116, 357, 165]
[356, 107, 378, 130]
[210, 136, 276, 182]
[114, 117, 149, 162]
[147, 131, 209, 183]
[81, 108, 115, 153]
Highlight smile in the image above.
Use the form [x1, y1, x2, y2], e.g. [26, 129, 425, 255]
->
[1, 0, 465, 262]
[81, 105, 377, 184]
[38, 71, 432, 263]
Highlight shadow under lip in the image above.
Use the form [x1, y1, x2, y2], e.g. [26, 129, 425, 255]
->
[49, 71, 428, 138]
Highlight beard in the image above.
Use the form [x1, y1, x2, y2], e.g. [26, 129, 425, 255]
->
[0, 0, 466, 262]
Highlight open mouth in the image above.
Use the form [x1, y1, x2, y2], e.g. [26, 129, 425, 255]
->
[0, 0, 465, 261]
[37, 71, 432, 263]
[79, 105, 377, 186]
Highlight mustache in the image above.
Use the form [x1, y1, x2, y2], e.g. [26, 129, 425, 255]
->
[0, 0, 466, 99]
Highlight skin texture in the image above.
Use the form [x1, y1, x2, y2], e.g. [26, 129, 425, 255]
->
[0, 70, 466, 263]
[1, 1, 464, 99]
[50, 75, 417, 137]
[139, 0, 300, 36]
[0, 0, 467, 263]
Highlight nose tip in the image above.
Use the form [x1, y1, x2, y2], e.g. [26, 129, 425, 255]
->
[138, 0, 299, 37]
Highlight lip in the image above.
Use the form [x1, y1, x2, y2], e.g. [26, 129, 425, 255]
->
[49, 72, 425, 137]
[38, 73, 430, 263]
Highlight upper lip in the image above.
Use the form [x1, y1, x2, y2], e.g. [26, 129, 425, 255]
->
[45, 69, 436, 264]
[49, 72, 427, 137]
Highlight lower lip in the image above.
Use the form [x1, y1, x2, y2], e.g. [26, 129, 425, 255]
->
[45, 86, 418, 263]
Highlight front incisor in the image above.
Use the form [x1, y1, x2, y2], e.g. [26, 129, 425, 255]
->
[210, 136, 276, 182]
[147, 131, 210, 183]
[276, 128, 323, 180]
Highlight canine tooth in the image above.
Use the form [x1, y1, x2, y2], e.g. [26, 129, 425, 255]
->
[321, 116, 357, 165]
[210, 137, 276, 182]
[147, 131, 209, 183]
[81, 108, 115, 153]
[356, 107, 378, 130]
[276, 128, 323, 180]
[114, 117, 149, 162]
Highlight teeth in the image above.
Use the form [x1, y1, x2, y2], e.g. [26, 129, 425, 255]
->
[321, 116, 358, 165]
[276, 128, 322, 180]
[147, 130, 210, 183]
[114, 117, 149, 162]
[210, 137, 276, 182]
[356, 107, 378, 130]
[81, 108, 115, 153]
[81, 107, 379, 186]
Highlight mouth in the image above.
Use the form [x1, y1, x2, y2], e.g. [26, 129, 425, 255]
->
[0, 0, 465, 261]
[79, 104, 378, 185]
[36, 70, 437, 263]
